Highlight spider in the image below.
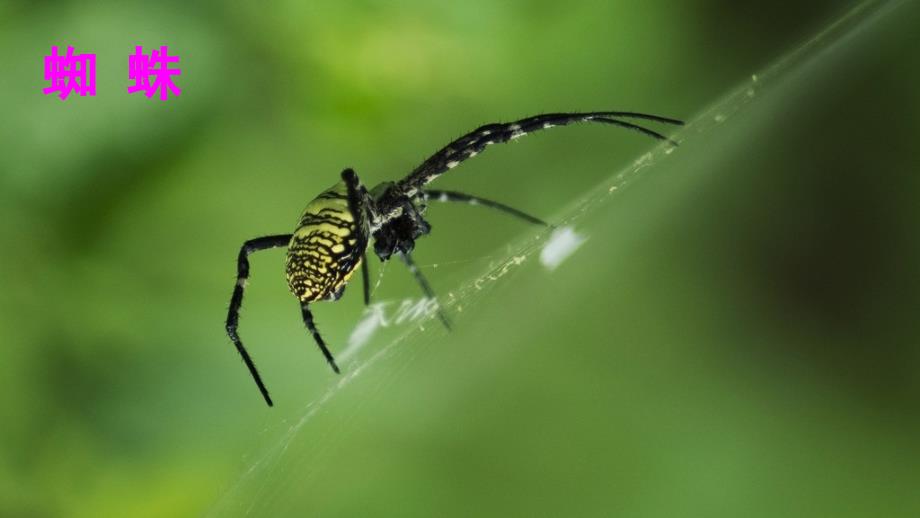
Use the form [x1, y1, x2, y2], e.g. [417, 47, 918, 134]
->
[225, 111, 683, 406]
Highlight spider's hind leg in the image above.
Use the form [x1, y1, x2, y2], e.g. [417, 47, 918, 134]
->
[360, 253, 371, 305]
[225, 234, 293, 407]
[300, 303, 341, 373]
[340, 168, 374, 306]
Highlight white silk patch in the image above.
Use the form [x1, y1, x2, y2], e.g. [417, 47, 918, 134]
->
[540, 226, 587, 271]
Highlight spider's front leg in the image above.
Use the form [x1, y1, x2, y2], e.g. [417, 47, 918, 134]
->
[399, 250, 452, 331]
[421, 190, 550, 227]
[366, 190, 449, 330]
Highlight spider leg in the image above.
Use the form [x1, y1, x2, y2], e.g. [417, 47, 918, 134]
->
[341, 168, 371, 235]
[301, 303, 341, 373]
[423, 190, 550, 227]
[226, 234, 293, 407]
[341, 168, 373, 307]
[360, 253, 371, 305]
[397, 111, 683, 195]
[399, 251, 452, 331]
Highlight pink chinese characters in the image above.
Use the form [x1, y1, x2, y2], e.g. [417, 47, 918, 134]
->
[128, 45, 182, 100]
[43, 46, 96, 100]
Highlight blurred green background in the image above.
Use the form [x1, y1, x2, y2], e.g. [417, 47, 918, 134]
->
[1, 1, 919, 516]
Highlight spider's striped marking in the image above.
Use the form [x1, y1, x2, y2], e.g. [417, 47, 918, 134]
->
[286, 179, 368, 302]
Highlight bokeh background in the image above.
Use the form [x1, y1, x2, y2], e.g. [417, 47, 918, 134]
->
[1, 1, 918, 516]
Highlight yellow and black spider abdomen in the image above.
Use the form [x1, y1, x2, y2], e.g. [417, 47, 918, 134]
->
[285, 181, 365, 302]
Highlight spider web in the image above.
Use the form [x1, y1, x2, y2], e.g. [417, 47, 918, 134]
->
[206, 2, 904, 514]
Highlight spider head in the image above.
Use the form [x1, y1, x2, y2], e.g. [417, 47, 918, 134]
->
[373, 211, 431, 260]
[370, 183, 431, 261]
